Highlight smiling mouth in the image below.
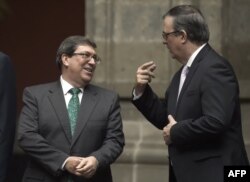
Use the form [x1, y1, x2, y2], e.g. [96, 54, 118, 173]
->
[83, 67, 94, 73]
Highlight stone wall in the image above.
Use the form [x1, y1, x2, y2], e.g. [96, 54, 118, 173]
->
[86, 0, 250, 182]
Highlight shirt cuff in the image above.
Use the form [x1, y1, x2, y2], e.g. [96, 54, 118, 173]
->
[61, 157, 70, 170]
[132, 89, 143, 100]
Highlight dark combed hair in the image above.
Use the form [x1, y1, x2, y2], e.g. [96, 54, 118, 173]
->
[163, 5, 209, 44]
[56, 35, 97, 69]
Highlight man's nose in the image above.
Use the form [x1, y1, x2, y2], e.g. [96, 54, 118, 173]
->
[88, 57, 96, 64]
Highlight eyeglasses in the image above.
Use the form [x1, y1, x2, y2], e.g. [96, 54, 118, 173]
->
[162, 31, 180, 40]
[72, 51, 101, 64]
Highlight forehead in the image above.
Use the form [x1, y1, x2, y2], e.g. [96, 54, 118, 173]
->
[75, 45, 96, 53]
[163, 16, 174, 30]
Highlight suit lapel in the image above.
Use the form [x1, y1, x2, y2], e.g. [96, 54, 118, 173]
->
[167, 70, 182, 116]
[175, 44, 212, 113]
[176, 63, 199, 105]
[71, 85, 98, 146]
[48, 81, 72, 144]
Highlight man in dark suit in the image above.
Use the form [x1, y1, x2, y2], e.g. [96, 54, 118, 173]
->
[18, 36, 125, 182]
[0, 52, 16, 182]
[132, 5, 249, 182]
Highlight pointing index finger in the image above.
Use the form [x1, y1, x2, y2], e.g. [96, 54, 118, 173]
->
[139, 61, 155, 70]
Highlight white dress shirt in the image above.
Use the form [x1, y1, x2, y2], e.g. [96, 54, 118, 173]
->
[60, 76, 84, 107]
[60, 76, 84, 169]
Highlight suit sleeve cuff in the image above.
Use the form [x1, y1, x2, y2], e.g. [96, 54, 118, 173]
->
[132, 89, 143, 100]
[61, 157, 70, 170]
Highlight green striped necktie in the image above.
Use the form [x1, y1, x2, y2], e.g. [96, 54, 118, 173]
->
[67, 88, 81, 136]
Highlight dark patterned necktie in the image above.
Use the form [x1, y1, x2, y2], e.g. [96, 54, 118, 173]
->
[68, 88, 81, 136]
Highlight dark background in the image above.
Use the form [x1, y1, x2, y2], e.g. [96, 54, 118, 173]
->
[0, 0, 85, 181]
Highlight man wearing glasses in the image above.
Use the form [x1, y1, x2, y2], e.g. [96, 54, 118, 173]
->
[132, 5, 249, 182]
[18, 35, 125, 182]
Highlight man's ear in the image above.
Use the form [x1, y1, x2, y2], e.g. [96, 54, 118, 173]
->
[180, 30, 188, 44]
[61, 54, 69, 67]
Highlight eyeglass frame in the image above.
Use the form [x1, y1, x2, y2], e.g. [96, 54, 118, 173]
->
[72, 51, 101, 64]
[162, 31, 180, 40]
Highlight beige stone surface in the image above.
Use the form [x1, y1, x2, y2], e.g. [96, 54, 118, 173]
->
[86, 0, 250, 181]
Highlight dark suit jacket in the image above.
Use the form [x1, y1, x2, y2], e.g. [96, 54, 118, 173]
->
[18, 81, 124, 182]
[0, 52, 16, 182]
[132, 44, 249, 182]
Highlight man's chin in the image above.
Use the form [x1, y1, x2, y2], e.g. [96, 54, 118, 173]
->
[81, 77, 92, 85]
[170, 54, 176, 59]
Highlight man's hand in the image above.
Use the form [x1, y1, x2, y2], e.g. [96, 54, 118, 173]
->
[75, 156, 99, 178]
[134, 61, 156, 95]
[64, 156, 82, 175]
[163, 115, 177, 145]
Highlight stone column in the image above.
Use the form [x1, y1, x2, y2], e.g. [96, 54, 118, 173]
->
[85, 0, 250, 181]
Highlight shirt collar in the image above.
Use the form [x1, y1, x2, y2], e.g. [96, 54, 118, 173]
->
[186, 43, 206, 68]
[60, 76, 84, 95]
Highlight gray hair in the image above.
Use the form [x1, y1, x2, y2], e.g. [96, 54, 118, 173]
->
[163, 5, 209, 44]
